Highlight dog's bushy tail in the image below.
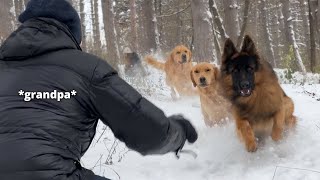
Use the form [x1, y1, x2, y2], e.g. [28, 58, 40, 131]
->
[145, 55, 165, 71]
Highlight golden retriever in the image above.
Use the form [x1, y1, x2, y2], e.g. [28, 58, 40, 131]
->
[190, 63, 232, 126]
[145, 45, 196, 99]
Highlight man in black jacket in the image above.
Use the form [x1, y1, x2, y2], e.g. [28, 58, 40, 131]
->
[0, 0, 198, 179]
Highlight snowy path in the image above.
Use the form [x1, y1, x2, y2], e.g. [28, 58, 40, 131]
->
[82, 84, 320, 180]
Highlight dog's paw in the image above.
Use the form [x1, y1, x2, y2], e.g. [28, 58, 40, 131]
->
[271, 130, 282, 142]
[245, 140, 257, 152]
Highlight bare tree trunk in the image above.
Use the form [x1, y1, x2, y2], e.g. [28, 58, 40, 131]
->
[15, 0, 24, 16]
[153, 0, 160, 52]
[79, 0, 87, 51]
[281, 0, 307, 73]
[236, 0, 250, 49]
[0, 0, 14, 43]
[137, 0, 157, 54]
[191, 0, 216, 63]
[129, 0, 138, 52]
[299, 0, 310, 66]
[102, 0, 120, 70]
[209, 0, 227, 42]
[259, 0, 276, 67]
[223, 0, 240, 43]
[318, 0, 320, 38]
[93, 0, 101, 55]
[308, 0, 316, 72]
[213, 30, 222, 64]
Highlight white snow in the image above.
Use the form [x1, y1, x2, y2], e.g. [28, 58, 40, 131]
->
[82, 69, 320, 180]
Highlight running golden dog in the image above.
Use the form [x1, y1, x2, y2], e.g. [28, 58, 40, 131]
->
[190, 63, 231, 126]
[145, 45, 196, 99]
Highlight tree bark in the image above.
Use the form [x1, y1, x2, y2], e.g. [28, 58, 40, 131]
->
[0, 0, 14, 43]
[79, 0, 87, 51]
[281, 0, 307, 73]
[93, 0, 102, 55]
[308, 0, 316, 72]
[236, 0, 250, 49]
[259, 0, 276, 67]
[191, 0, 216, 63]
[209, 0, 227, 42]
[129, 0, 138, 52]
[102, 0, 120, 70]
[15, 0, 24, 17]
[137, 0, 157, 54]
[223, 0, 240, 43]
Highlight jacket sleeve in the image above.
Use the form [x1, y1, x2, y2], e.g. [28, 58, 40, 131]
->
[89, 60, 186, 155]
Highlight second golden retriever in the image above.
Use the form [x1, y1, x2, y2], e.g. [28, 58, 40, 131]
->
[145, 45, 196, 99]
[190, 63, 231, 126]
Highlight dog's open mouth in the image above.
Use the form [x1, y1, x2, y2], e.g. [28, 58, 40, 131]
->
[199, 83, 208, 88]
[240, 89, 252, 97]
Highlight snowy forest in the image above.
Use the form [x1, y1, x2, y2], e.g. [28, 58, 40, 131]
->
[1, 1, 320, 179]
[1, 0, 320, 74]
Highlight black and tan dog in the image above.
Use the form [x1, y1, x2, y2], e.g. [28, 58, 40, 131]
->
[219, 35, 296, 152]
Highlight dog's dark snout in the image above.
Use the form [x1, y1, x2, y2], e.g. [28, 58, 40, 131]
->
[200, 77, 206, 83]
[240, 81, 250, 89]
[182, 54, 187, 61]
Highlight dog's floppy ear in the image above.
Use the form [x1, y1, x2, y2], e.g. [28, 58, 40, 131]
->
[190, 70, 197, 87]
[222, 39, 238, 63]
[212, 65, 219, 80]
[188, 50, 192, 62]
[170, 50, 176, 62]
[241, 35, 257, 56]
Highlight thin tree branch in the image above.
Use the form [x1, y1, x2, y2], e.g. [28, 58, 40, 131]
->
[157, 4, 191, 18]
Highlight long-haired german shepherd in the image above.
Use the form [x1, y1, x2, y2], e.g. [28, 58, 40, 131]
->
[219, 35, 296, 152]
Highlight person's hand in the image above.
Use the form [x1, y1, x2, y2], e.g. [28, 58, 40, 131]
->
[169, 115, 198, 143]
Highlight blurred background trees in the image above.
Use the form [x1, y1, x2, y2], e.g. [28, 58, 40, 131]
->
[0, 0, 319, 73]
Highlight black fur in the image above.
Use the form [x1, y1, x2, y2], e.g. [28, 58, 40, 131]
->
[224, 54, 259, 98]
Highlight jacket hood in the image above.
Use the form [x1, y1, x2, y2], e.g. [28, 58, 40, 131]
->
[0, 18, 82, 61]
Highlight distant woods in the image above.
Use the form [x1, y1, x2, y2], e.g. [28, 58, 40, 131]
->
[0, 0, 319, 73]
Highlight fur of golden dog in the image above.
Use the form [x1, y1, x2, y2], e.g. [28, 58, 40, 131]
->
[190, 63, 231, 126]
[219, 35, 296, 152]
[145, 45, 196, 99]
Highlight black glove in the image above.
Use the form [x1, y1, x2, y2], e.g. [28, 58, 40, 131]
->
[169, 115, 198, 144]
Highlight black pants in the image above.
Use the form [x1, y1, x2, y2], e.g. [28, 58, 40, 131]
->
[93, 175, 111, 180]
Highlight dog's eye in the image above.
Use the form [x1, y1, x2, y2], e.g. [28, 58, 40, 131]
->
[232, 69, 239, 73]
[247, 67, 254, 72]
[185, 51, 188, 53]
[194, 70, 199, 74]
[206, 69, 211, 72]
[176, 51, 181, 54]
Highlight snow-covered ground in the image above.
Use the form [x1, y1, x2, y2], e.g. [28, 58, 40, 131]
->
[82, 69, 320, 180]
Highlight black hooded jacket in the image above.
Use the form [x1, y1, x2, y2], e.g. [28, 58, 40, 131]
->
[0, 18, 185, 180]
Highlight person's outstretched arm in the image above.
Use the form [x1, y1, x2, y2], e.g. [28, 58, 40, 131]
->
[89, 60, 197, 155]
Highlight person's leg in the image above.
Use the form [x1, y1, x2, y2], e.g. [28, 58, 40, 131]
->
[92, 175, 111, 180]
